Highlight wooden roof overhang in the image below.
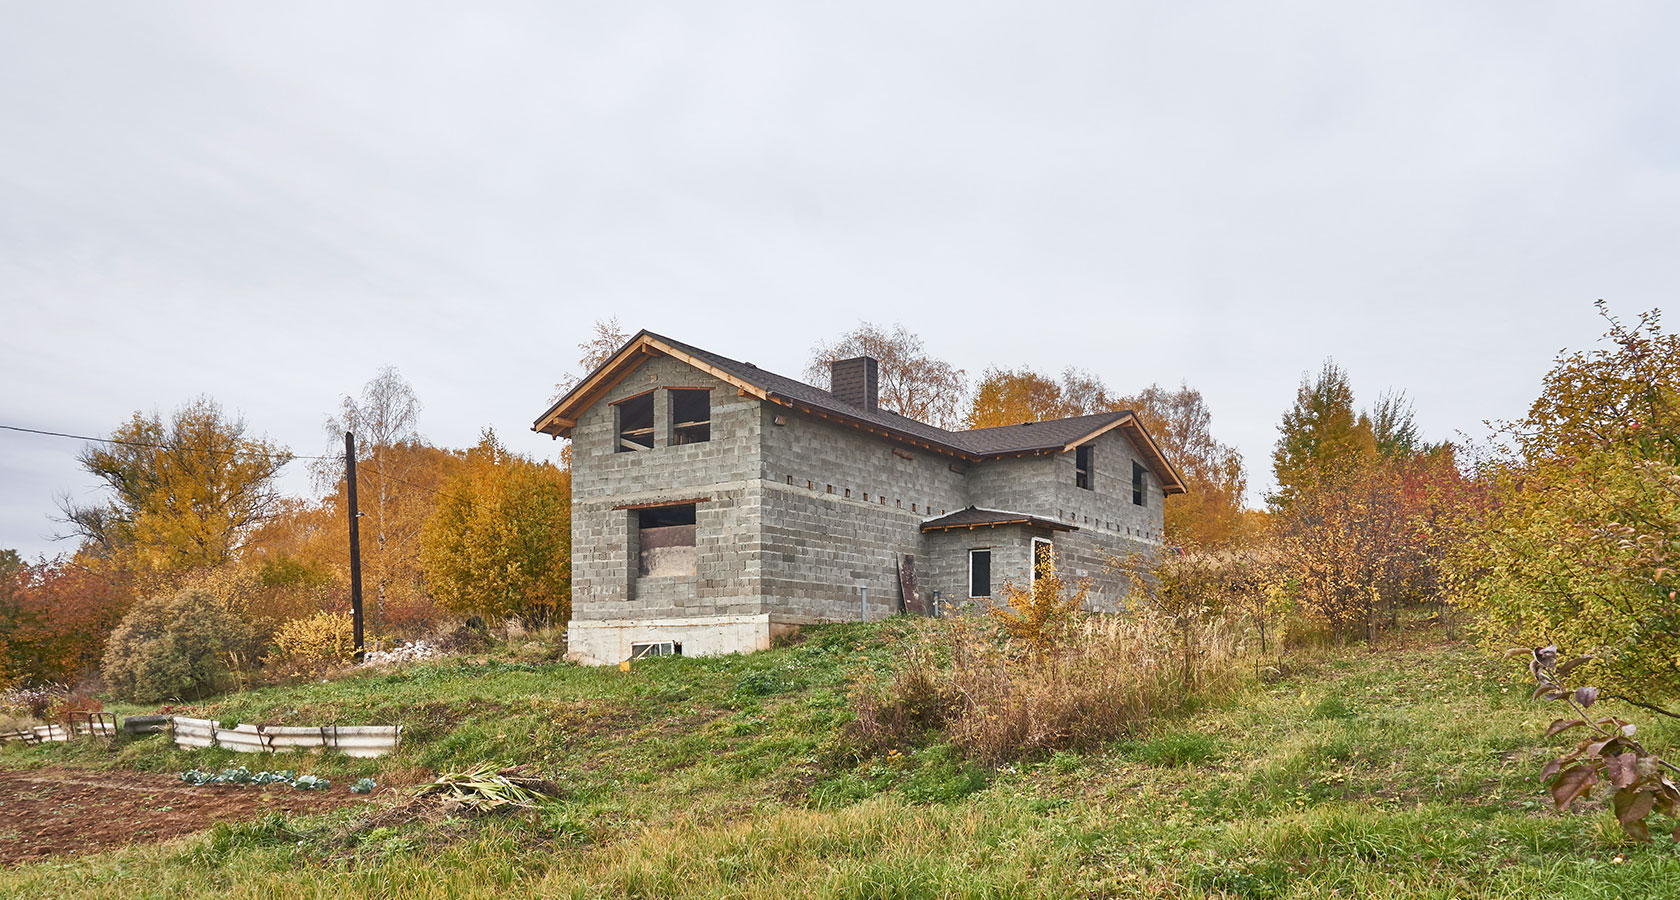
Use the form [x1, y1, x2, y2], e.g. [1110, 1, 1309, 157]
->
[920, 514, 1078, 534]
[532, 333, 976, 459]
[533, 333, 769, 439]
[1055, 414, 1188, 495]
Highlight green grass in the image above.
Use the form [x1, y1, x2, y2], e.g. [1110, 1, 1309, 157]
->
[5, 619, 1680, 898]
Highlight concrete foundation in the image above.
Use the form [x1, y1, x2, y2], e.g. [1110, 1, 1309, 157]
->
[565, 613, 805, 665]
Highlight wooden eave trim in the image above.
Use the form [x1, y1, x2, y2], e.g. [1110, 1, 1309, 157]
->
[1058, 413, 1188, 496]
[612, 497, 711, 511]
[644, 337, 770, 402]
[533, 334, 770, 437]
[921, 517, 1078, 534]
[610, 388, 656, 406]
[1060, 415, 1132, 452]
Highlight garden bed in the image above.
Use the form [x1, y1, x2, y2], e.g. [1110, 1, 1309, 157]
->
[0, 766, 376, 865]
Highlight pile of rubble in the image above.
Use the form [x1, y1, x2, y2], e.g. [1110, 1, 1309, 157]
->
[359, 640, 438, 667]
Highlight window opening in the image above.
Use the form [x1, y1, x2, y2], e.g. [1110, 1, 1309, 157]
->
[670, 389, 711, 445]
[969, 549, 992, 598]
[1075, 444, 1093, 490]
[1132, 461, 1147, 506]
[616, 393, 654, 452]
[637, 504, 696, 577]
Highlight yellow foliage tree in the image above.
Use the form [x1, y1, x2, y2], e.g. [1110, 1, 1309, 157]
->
[420, 431, 572, 625]
[271, 611, 356, 670]
[58, 397, 291, 581]
[965, 367, 1109, 429]
[1118, 384, 1250, 547]
[987, 549, 1087, 652]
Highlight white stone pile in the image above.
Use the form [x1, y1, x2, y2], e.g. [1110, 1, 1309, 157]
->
[359, 640, 439, 667]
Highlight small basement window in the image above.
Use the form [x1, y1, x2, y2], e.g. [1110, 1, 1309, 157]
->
[630, 641, 682, 659]
[670, 389, 711, 445]
[969, 549, 992, 598]
[1075, 444, 1093, 490]
[616, 392, 654, 452]
[1132, 461, 1147, 506]
[637, 504, 696, 577]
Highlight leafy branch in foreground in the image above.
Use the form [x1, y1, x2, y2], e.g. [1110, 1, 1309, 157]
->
[1516, 644, 1680, 841]
[414, 763, 560, 815]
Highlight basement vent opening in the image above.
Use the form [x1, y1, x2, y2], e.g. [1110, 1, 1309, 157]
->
[630, 641, 682, 659]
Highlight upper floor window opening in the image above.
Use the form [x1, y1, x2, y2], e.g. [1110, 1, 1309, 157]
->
[1132, 461, 1147, 506]
[616, 392, 654, 452]
[1075, 444, 1093, 490]
[670, 389, 711, 445]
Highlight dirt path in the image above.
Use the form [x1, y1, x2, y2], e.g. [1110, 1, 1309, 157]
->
[0, 766, 377, 866]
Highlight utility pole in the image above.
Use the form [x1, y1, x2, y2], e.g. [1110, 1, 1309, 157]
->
[345, 431, 365, 661]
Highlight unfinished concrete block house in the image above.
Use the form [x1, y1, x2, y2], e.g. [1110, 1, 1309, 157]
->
[534, 331, 1185, 665]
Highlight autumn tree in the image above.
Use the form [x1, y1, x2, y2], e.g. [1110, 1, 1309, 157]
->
[552, 317, 630, 402]
[420, 431, 572, 625]
[806, 322, 967, 429]
[966, 367, 1113, 429]
[0, 556, 134, 685]
[1453, 304, 1680, 700]
[57, 397, 291, 579]
[1120, 384, 1250, 547]
[1363, 390, 1425, 459]
[1268, 360, 1377, 509]
[1264, 358, 1476, 642]
[317, 367, 436, 622]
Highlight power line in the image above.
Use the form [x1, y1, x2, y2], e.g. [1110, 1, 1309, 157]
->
[0, 423, 341, 461]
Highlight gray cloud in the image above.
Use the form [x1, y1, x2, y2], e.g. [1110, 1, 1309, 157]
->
[2, 1, 1675, 558]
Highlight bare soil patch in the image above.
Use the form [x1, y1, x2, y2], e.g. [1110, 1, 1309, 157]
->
[0, 766, 377, 866]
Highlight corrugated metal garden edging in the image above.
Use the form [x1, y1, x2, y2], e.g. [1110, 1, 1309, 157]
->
[170, 717, 402, 758]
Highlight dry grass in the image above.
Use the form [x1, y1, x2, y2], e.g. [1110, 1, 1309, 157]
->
[847, 611, 1245, 763]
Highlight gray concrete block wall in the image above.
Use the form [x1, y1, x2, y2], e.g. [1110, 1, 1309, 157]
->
[960, 428, 1163, 611]
[567, 350, 1168, 632]
[964, 429, 1162, 543]
[920, 525, 1037, 612]
[758, 408, 969, 620]
[920, 524, 1139, 614]
[570, 355, 765, 622]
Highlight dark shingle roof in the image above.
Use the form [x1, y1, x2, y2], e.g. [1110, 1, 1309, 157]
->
[534, 329, 1184, 493]
[955, 411, 1129, 456]
[648, 332, 967, 453]
[920, 506, 1078, 533]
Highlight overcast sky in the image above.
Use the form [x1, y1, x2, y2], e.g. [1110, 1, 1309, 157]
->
[2, 2, 1675, 560]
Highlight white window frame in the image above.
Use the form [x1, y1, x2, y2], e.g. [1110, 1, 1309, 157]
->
[1031, 537, 1054, 586]
[630, 640, 681, 659]
[968, 548, 993, 599]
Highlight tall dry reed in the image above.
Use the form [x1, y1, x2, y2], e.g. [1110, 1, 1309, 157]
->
[846, 611, 1244, 763]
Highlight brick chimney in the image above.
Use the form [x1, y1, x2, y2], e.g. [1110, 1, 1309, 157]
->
[829, 356, 879, 411]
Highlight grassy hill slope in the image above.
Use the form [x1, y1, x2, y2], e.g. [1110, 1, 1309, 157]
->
[4, 619, 1680, 899]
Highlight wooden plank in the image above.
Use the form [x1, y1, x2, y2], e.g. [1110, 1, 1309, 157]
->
[612, 497, 711, 511]
[898, 554, 926, 616]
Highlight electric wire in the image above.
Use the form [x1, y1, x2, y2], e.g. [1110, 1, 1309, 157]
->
[0, 423, 341, 460]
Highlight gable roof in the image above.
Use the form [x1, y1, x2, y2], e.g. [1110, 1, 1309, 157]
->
[920, 506, 1079, 533]
[533, 330, 1186, 494]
